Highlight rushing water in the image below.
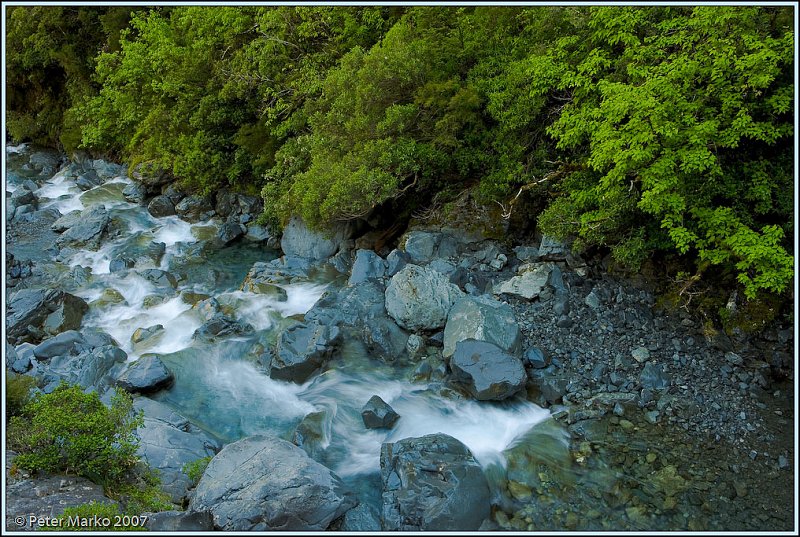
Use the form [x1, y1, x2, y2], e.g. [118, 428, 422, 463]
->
[7, 146, 793, 531]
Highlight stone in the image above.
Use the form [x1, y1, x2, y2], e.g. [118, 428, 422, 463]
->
[385, 249, 410, 277]
[242, 257, 313, 288]
[538, 235, 567, 259]
[585, 290, 601, 310]
[271, 321, 341, 383]
[348, 249, 386, 285]
[523, 347, 550, 369]
[32, 330, 87, 359]
[514, 246, 540, 262]
[131, 163, 170, 191]
[75, 170, 102, 191]
[380, 433, 490, 531]
[527, 366, 570, 405]
[147, 195, 176, 217]
[133, 397, 220, 504]
[189, 435, 355, 531]
[450, 339, 527, 401]
[493, 263, 554, 300]
[631, 347, 651, 363]
[38, 345, 127, 392]
[216, 220, 246, 246]
[143, 511, 214, 532]
[7, 288, 89, 345]
[247, 282, 288, 301]
[291, 411, 330, 461]
[109, 238, 166, 272]
[176, 195, 214, 223]
[406, 334, 425, 358]
[443, 295, 521, 358]
[55, 205, 109, 250]
[385, 264, 464, 331]
[121, 182, 147, 204]
[193, 314, 254, 342]
[50, 210, 83, 232]
[639, 362, 671, 391]
[280, 215, 355, 261]
[361, 395, 400, 429]
[338, 503, 381, 532]
[115, 355, 174, 394]
[404, 231, 439, 264]
[138, 268, 178, 289]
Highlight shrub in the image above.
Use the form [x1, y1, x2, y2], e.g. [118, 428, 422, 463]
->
[182, 455, 213, 486]
[6, 372, 38, 417]
[42, 502, 143, 532]
[8, 384, 143, 488]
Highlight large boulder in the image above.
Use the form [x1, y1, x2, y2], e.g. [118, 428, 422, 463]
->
[122, 182, 147, 204]
[54, 205, 109, 250]
[385, 264, 464, 332]
[443, 295, 522, 359]
[133, 397, 221, 504]
[348, 249, 386, 285]
[242, 257, 314, 288]
[380, 433, 491, 531]
[7, 289, 89, 345]
[280, 215, 354, 261]
[270, 321, 341, 383]
[493, 262, 555, 300]
[189, 435, 355, 531]
[50, 210, 83, 232]
[361, 395, 400, 429]
[449, 339, 526, 401]
[216, 220, 246, 246]
[37, 345, 128, 393]
[75, 169, 102, 191]
[109, 236, 166, 272]
[147, 195, 176, 218]
[192, 314, 254, 342]
[115, 355, 174, 394]
[32, 330, 87, 359]
[175, 195, 214, 223]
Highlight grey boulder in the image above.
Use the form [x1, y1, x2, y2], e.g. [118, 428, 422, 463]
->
[147, 195, 176, 217]
[280, 215, 355, 261]
[361, 395, 400, 429]
[7, 288, 89, 345]
[115, 354, 174, 394]
[385, 264, 464, 331]
[380, 433, 490, 531]
[175, 195, 214, 223]
[270, 321, 341, 383]
[443, 295, 522, 358]
[348, 249, 386, 285]
[189, 435, 355, 531]
[449, 339, 526, 401]
[54, 205, 109, 250]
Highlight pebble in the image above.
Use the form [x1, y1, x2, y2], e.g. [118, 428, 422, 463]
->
[631, 347, 650, 363]
[778, 455, 788, 469]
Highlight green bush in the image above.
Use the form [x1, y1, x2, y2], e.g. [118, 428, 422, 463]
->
[42, 502, 143, 532]
[6, 372, 38, 417]
[182, 455, 212, 486]
[8, 384, 143, 488]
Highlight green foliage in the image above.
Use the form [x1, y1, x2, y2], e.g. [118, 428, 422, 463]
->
[529, 6, 793, 299]
[6, 372, 39, 417]
[42, 502, 142, 532]
[182, 455, 213, 486]
[8, 384, 143, 489]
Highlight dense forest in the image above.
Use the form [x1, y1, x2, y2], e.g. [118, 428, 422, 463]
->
[6, 5, 795, 325]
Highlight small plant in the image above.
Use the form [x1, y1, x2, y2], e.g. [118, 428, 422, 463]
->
[42, 502, 144, 532]
[6, 372, 38, 417]
[8, 383, 143, 488]
[182, 455, 213, 487]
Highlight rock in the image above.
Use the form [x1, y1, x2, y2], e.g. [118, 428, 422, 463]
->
[493, 263, 555, 300]
[449, 339, 527, 401]
[115, 355, 174, 394]
[50, 210, 83, 232]
[247, 282, 288, 301]
[11, 188, 37, 208]
[526, 366, 570, 405]
[216, 220, 246, 246]
[133, 397, 220, 504]
[146, 195, 176, 217]
[639, 362, 671, 391]
[5, 476, 118, 532]
[90, 159, 125, 180]
[442, 295, 521, 358]
[242, 257, 313, 288]
[122, 183, 147, 205]
[243, 223, 278, 247]
[348, 249, 386, 285]
[175, 195, 214, 222]
[193, 314, 254, 342]
[190, 435, 355, 531]
[280, 215, 355, 261]
[138, 268, 178, 289]
[131, 162, 170, 191]
[38, 345, 127, 392]
[361, 395, 400, 429]
[585, 290, 601, 309]
[404, 231, 439, 264]
[7, 289, 89, 345]
[109, 238, 166, 272]
[32, 330, 87, 359]
[143, 510, 214, 532]
[538, 235, 567, 259]
[214, 192, 262, 218]
[514, 245, 539, 262]
[406, 334, 425, 358]
[161, 184, 186, 205]
[55, 205, 109, 250]
[338, 503, 381, 532]
[291, 411, 330, 461]
[271, 321, 341, 383]
[631, 347, 651, 363]
[75, 170, 102, 191]
[523, 347, 550, 369]
[385, 264, 464, 331]
[385, 249, 410, 277]
[380, 433, 490, 531]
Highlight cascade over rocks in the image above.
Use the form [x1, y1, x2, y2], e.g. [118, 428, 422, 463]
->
[380, 433, 491, 531]
[385, 264, 464, 331]
[54, 205, 110, 250]
[443, 295, 522, 358]
[189, 435, 355, 531]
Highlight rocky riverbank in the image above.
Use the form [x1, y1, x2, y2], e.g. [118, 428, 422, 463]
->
[5, 145, 795, 532]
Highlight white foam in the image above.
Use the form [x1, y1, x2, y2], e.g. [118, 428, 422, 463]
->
[152, 217, 196, 248]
